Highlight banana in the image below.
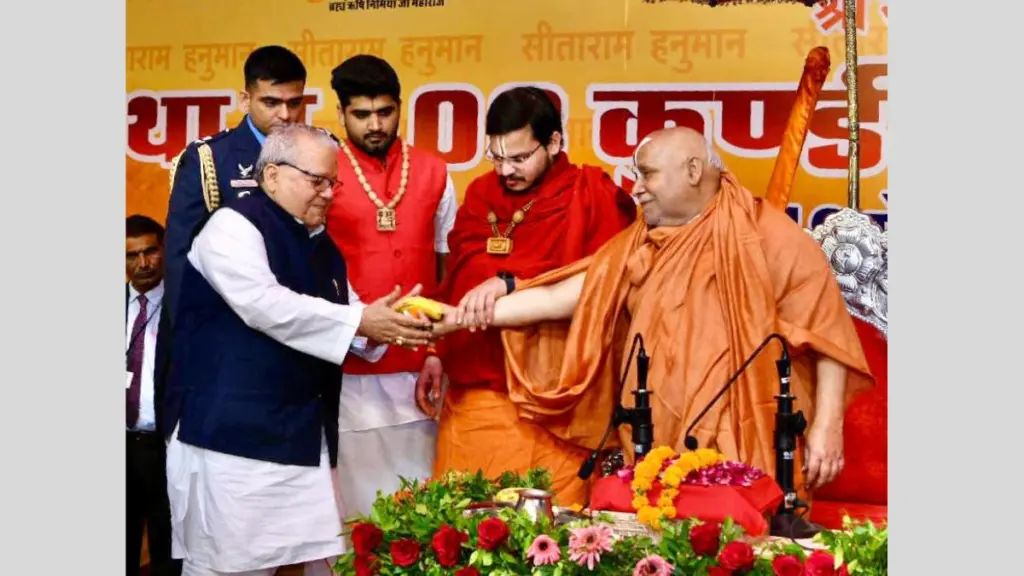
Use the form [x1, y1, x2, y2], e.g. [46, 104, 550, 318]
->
[396, 296, 446, 320]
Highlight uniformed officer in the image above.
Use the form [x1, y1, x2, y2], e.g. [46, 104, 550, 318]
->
[157, 45, 310, 442]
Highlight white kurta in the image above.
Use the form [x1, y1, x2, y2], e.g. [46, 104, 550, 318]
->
[336, 173, 458, 519]
[166, 208, 385, 573]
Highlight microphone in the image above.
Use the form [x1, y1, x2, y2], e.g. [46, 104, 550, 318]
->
[631, 344, 653, 459]
[577, 333, 651, 480]
[680, 333, 819, 539]
[682, 333, 790, 451]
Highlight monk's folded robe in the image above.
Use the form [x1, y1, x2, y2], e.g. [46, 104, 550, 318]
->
[501, 173, 875, 499]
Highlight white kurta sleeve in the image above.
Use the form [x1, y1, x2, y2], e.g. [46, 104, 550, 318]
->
[433, 173, 458, 254]
[346, 282, 388, 363]
[186, 209, 379, 366]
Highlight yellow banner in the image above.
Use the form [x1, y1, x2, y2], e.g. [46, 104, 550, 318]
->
[126, 0, 888, 229]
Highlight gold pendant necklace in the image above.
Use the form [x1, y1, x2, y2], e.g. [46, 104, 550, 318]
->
[486, 198, 537, 255]
[339, 138, 409, 232]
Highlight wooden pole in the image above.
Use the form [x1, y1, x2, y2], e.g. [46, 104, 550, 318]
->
[844, 0, 861, 210]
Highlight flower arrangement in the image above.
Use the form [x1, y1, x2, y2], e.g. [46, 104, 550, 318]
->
[334, 466, 887, 576]
[624, 447, 768, 530]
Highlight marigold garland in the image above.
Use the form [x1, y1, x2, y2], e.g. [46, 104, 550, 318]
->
[630, 446, 727, 529]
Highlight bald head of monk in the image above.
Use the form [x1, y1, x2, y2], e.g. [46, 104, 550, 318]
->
[631, 127, 723, 228]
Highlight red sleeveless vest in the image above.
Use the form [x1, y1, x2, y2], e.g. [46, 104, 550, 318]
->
[326, 138, 448, 375]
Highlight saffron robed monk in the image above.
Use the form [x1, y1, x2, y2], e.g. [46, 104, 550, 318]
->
[433, 127, 874, 505]
[426, 87, 637, 506]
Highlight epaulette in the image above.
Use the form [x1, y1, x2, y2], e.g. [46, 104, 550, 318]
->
[196, 141, 221, 212]
[168, 132, 224, 212]
[201, 128, 232, 146]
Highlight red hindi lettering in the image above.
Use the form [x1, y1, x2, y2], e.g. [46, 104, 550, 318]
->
[126, 91, 234, 167]
[717, 89, 797, 154]
[407, 83, 484, 171]
[811, 0, 869, 36]
[878, 0, 887, 25]
[588, 87, 708, 163]
[805, 61, 886, 175]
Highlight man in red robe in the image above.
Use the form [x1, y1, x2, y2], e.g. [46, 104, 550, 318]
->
[325, 55, 457, 520]
[425, 87, 637, 504]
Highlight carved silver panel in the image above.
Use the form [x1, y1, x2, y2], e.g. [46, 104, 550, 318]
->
[810, 209, 888, 339]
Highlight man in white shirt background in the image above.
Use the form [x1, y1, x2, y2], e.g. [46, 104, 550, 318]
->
[163, 124, 436, 576]
[126, 215, 180, 576]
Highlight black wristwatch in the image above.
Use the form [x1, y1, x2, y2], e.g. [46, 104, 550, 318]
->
[497, 271, 516, 294]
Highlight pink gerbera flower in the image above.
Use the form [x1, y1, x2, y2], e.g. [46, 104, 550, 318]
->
[633, 554, 674, 576]
[568, 525, 615, 570]
[526, 534, 561, 566]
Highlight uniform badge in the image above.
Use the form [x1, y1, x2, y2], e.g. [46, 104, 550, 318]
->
[238, 164, 253, 178]
[230, 179, 258, 189]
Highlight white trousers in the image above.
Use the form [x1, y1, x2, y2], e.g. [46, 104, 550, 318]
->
[336, 419, 438, 520]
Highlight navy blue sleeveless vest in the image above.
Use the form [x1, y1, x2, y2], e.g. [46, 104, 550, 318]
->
[169, 190, 349, 467]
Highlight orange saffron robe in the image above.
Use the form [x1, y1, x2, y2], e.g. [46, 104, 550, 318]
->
[500, 173, 875, 499]
[433, 153, 636, 505]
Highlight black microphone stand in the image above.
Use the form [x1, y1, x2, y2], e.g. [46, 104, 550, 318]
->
[681, 333, 820, 540]
[769, 352, 819, 540]
[577, 333, 653, 481]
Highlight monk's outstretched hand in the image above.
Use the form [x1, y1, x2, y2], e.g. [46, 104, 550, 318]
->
[457, 276, 510, 332]
[430, 303, 462, 336]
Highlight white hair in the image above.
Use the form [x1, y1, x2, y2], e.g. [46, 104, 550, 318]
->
[255, 124, 339, 185]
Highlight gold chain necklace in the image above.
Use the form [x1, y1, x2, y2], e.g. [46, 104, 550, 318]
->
[339, 138, 409, 231]
[486, 198, 537, 255]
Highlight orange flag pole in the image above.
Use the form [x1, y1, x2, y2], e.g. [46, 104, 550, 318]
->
[764, 47, 831, 210]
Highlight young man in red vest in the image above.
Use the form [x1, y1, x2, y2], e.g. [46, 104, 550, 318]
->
[325, 55, 456, 520]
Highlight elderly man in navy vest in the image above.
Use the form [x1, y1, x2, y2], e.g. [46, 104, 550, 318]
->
[164, 123, 436, 576]
[156, 46, 310, 451]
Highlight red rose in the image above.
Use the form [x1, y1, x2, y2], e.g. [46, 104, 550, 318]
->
[455, 568, 481, 576]
[390, 538, 422, 568]
[476, 517, 510, 551]
[837, 566, 849, 576]
[354, 553, 378, 576]
[805, 551, 838, 576]
[351, 523, 383, 557]
[708, 567, 733, 576]
[718, 541, 756, 572]
[772, 554, 805, 576]
[689, 523, 723, 557]
[431, 524, 469, 568]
